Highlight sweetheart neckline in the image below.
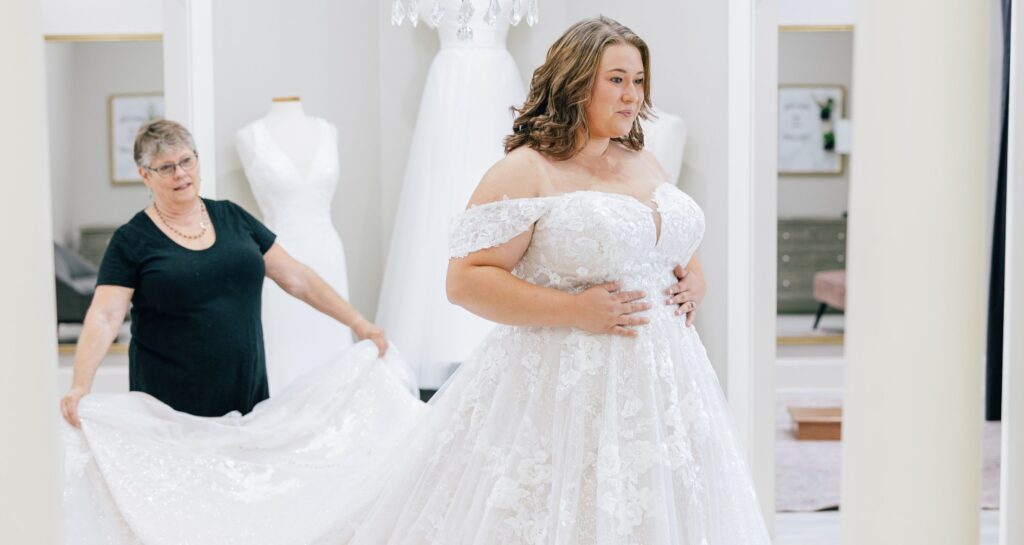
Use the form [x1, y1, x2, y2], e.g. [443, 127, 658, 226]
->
[479, 182, 674, 247]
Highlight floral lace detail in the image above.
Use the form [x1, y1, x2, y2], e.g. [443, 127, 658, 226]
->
[448, 197, 553, 258]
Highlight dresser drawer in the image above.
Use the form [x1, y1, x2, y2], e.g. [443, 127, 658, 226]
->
[778, 218, 847, 314]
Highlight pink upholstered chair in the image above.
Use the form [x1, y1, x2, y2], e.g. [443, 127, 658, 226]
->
[812, 270, 846, 330]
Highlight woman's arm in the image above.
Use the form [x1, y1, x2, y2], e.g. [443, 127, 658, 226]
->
[264, 244, 387, 355]
[446, 151, 651, 337]
[60, 285, 133, 427]
[447, 239, 649, 336]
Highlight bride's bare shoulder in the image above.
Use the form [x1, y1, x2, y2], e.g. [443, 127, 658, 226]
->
[467, 147, 549, 206]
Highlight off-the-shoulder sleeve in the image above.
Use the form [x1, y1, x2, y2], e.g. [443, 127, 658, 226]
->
[448, 198, 552, 258]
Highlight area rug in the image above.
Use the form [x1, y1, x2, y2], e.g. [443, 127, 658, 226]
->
[775, 395, 1001, 512]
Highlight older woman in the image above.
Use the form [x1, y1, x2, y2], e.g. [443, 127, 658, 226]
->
[59, 120, 386, 424]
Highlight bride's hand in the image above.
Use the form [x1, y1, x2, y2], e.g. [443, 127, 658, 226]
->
[573, 282, 651, 337]
[60, 385, 90, 428]
[354, 320, 389, 357]
[665, 263, 706, 327]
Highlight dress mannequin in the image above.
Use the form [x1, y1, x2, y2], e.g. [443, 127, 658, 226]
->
[235, 98, 353, 394]
[641, 107, 688, 182]
[258, 97, 321, 176]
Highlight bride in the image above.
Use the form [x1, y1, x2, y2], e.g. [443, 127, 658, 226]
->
[63, 16, 770, 545]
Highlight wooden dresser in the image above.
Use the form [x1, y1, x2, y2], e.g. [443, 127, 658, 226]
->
[777, 217, 847, 313]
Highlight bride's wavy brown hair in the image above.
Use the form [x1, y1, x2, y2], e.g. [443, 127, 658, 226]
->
[504, 16, 652, 160]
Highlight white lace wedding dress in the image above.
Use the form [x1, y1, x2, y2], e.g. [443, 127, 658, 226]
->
[63, 182, 771, 544]
[236, 118, 353, 394]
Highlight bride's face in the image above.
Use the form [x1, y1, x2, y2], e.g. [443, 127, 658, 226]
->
[584, 44, 645, 140]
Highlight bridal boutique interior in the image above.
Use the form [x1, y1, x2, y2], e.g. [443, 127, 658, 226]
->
[2, 0, 1023, 544]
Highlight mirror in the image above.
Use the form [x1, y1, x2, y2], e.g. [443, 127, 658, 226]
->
[45, 36, 163, 345]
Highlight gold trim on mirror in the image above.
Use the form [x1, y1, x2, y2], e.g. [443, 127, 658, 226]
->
[44, 33, 162, 42]
[777, 334, 844, 346]
[779, 25, 854, 33]
[59, 343, 129, 355]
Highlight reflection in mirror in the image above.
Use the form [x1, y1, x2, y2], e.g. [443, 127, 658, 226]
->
[46, 38, 162, 348]
[773, 28, 852, 538]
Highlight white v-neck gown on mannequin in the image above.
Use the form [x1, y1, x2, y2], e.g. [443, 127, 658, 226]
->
[376, 15, 527, 390]
[235, 117, 353, 394]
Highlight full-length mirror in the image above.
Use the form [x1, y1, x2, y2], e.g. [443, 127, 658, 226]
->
[46, 36, 163, 351]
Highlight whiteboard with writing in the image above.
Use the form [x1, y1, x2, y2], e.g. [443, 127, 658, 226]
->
[778, 86, 844, 175]
[109, 93, 164, 183]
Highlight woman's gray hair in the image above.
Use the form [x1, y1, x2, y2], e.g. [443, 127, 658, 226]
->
[134, 119, 196, 167]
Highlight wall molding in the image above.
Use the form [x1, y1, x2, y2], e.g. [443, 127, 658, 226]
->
[44, 33, 162, 42]
[779, 24, 854, 33]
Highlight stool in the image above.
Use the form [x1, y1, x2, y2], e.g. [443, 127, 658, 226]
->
[812, 270, 846, 330]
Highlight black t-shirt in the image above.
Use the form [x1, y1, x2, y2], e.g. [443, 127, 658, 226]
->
[97, 199, 276, 417]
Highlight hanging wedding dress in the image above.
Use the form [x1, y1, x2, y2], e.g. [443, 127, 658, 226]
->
[376, 1, 527, 389]
[235, 117, 353, 394]
[63, 181, 771, 545]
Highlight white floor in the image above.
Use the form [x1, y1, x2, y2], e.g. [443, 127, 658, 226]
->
[777, 313, 845, 339]
[773, 314, 1000, 545]
[773, 511, 1001, 544]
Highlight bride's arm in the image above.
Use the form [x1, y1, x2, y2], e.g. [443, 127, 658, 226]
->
[446, 152, 650, 337]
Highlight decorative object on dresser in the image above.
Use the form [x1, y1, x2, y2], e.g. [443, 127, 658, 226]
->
[777, 217, 847, 314]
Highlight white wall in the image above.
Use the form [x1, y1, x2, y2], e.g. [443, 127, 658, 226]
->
[212, 0, 382, 318]
[0, 0, 63, 540]
[46, 43, 74, 245]
[778, 30, 853, 218]
[778, 0, 855, 27]
[46, 40, 163, 249]
[41, 0, 161, 35]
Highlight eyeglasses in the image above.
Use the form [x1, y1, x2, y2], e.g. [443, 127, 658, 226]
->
[145, 153, 199, 178]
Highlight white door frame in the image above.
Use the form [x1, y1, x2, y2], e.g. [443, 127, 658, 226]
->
[162, 0, 216, 198]
[726, 0, 778, 526]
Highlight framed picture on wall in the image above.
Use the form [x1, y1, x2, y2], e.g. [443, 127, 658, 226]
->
[778, 85, 845, 175]
[109, 93, 164, 184]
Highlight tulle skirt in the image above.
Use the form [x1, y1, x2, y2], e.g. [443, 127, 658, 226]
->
[64, 315, 771, 544]
[376, 44, 526, 390]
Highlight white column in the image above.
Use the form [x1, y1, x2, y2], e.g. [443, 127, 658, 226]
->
[0, 0, 63, 542]
[725, 0, 778, 525]
[840, 1, 988, 544]
[1001, 0, 1024, 539]
[163, 0, 216, 197]
[724, 0, 778, 524]
[752, 0, 779, 527]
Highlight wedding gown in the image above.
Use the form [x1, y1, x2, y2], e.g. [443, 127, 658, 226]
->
[376, 12, 527, 389]
[63, 182, 771, 545]
[236, 118, 353, 394]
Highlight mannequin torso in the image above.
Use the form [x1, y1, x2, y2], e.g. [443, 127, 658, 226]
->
[640, 107, 688, 182]
[257, 98, 322, 178]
